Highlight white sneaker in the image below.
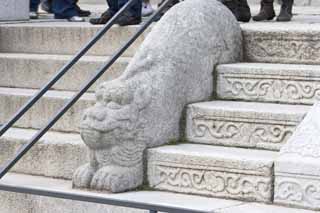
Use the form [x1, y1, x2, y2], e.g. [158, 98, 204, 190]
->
[142, 2, 154, 17]
[29, 11, 38, 19]
[68, 16, 85, 22]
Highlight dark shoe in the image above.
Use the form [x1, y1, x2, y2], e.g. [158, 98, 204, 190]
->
[223, 0, 241, 21]
[41, 0, 53, 13]
[89, 10, 114, 25]
[116, 13, 141, 26]
[252, 0, 275, 21]
[238, 0, 251, 22]
[75, 4, 91, 17]
[276, 0, 293, 21]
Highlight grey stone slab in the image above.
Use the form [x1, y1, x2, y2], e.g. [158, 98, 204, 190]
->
[0, 23, 150, 57]
[148, 144, 277, 202]
[275, 102, 320, 210]
[186, 101, 309, 151]
[0, 0, 29, 21]
[0, 173, 243, 213]
[0, 128, 86, 179]
[217, 63, 320, 105]
[241, 21, 320, 64]
[217, 202, 318, 213]
[0, 53, 129, 92]
[0, 87, 95, 133]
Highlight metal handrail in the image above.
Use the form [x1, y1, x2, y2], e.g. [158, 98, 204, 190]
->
[0, 0, 135, 138]
[0, 182, 210, 213]
[0, 0, 173, 180]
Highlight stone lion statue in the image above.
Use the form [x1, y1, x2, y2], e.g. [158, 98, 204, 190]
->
[73, 0, 242, 192]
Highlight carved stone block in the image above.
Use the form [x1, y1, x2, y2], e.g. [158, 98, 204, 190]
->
[275, 102, 320, 210]
[186, 101, 309, 151]
[148, 144, 277, 202]
[242, 23, 320, 65]
[217, 63, 320, 105]
[73, 0, 242, 192]
[0, 0, 29, 21]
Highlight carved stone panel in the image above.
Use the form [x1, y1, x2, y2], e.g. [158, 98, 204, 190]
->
[243, 25, 320, 65]
[186, 101, 308, 151]
[217, 66, 320, 105]
[275, 102, 320, 210]
[0, 0, 29, 21]
[148, 144, 276, 202]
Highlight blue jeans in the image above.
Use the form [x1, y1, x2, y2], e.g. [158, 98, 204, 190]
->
[30, 0, 40, 12]
[107, 0, 142, 18]
[52, 0, 78, 18]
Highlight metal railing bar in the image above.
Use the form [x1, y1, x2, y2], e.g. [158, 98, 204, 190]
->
[0, 0, 173, 179]
[0, 183, 210, 213]
[0, 0, 135, 138]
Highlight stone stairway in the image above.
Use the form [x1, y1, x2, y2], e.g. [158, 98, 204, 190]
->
[1, 5, 320, 213]
[146, 16, 320, 211]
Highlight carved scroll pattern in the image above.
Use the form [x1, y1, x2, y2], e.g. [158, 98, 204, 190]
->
[220, 76, 320, 103]
[245, 35, 320, 62]
[276, 178, 320, 206]
[192, 118, 296, 149]
[155, 166, 271, 201]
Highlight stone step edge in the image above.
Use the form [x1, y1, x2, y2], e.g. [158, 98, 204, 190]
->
[216, 63, 320, 105]
[0, 173, 317, 213]
[148, 144, 277, 203]
[0, 127, 86, 179]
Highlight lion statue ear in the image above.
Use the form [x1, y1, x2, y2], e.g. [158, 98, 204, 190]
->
[134, 84, 152, 110]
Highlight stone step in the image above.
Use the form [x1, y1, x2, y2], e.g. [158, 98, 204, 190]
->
[0, 128, 86, 179]
[0, 22, 150, 57]
[0, 173, 317, 213]
[216, 63, 320, 105]
[147, 144, 277, 202]
[186, 101, 309, 151]
[0, 87, 95, 133]
[241, 21, 320, 65]
[0, 53, 129, 92]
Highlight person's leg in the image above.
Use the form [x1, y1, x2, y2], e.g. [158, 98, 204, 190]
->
[41, 0, 53, 13]
[276, 0, 293, 21]
[252, 0, 275, 21]
[52, 0, 84, 21]
[30, 0, 41, 19]
[30, 0, 41, 12]
[238, 0, 251, 22]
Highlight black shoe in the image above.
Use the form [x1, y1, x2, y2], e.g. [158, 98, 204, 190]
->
[41, 0, 53, 13]
[116, 13, 141, 26]
[276, 0, 293, 22]
[238, 0, 251, 22]
[252, 0, 275, 21]
[75, 4, 91, 17]
[89, 10, 114, 25]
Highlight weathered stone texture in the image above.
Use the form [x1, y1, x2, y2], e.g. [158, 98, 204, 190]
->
[186, 101, 309, 151]
[148, 144, 277, 202]
[0, 0, 29, 21]
[242, 23, 320, 65]
[217, 63, 320, 105]
[73, 0, 242, 193]
[275, 102, 320, 210]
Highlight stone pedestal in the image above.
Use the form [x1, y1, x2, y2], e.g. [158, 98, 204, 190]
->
[0, 0, 29, 21]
